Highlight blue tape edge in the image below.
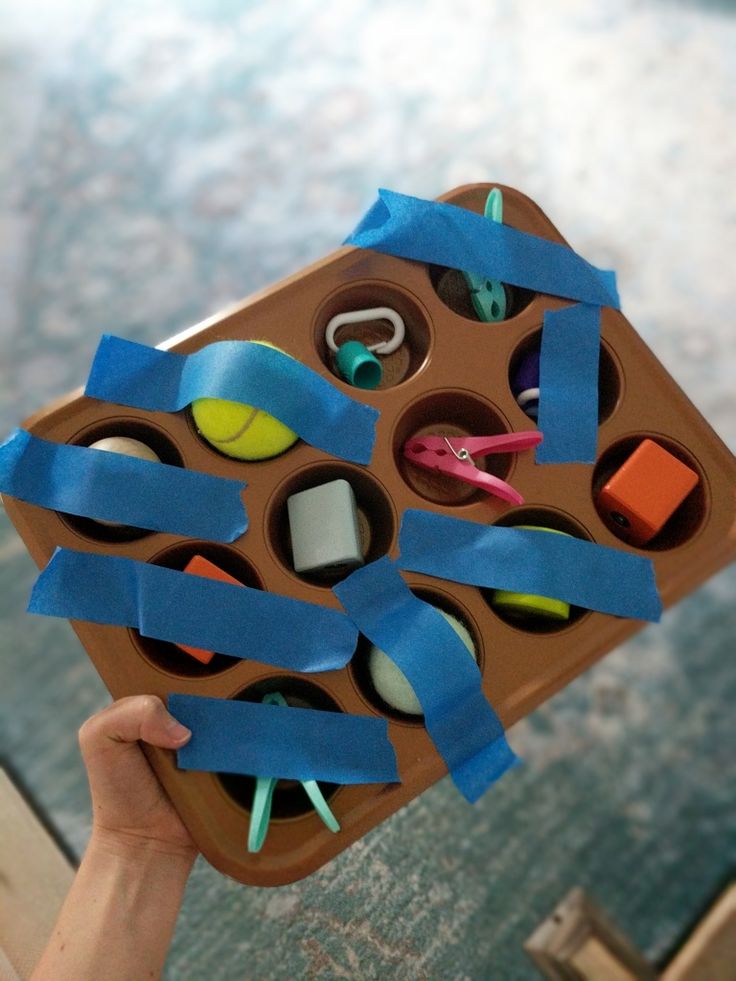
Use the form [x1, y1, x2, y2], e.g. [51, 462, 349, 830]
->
[29, 548, 358, 673]
[345, 189, 619, 309]
[397, 510, 662, 622]
[334, 556, 519, 803]
[536, 303, 601, 464]
[169, 693, 399, 784]
[85, 336, 379, 466]
[0, 429, 248, 542]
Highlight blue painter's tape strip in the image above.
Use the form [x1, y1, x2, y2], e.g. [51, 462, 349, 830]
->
[536, 304, 601, 464]
[85, 336, 379, 465]
[29, 548, 358, 673]
[169, 693, 399, 784]
[398, 510, 662, 622]
[0, 429, 248, 542]
[345, 189, 619, 309]
[334, 557, 519, 803]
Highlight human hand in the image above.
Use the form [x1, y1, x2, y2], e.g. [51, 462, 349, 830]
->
[78, 694, 198, 861]
[32, 698, 197, 980]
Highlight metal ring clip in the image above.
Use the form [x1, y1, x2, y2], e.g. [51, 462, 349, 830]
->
[443, 437, 472, 463]
[325, 307, 405, 355]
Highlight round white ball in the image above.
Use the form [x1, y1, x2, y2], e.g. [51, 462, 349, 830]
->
[88, 436, 161, 463]
[88, 436, 161, 527]
[368, 608, 477, 715]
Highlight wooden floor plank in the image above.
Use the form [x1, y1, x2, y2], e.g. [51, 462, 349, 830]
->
[0, 769, 75, 981]
[662, 883, 736, 981]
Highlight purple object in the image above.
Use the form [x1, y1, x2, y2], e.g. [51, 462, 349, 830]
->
[512, 349, 540, 395]
[512, 348, 540, 419]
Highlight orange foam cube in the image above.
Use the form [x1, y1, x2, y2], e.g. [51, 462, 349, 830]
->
[598, 439, 699, 546]
[178, 555, 243, 664]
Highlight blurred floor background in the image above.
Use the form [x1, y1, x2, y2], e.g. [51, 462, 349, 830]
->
[1, 1, 735, 978]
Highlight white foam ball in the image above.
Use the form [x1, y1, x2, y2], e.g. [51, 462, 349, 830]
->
[368, 608, 476, 716]
[88, 436, 161, 527]
[88, 436, 160, 463]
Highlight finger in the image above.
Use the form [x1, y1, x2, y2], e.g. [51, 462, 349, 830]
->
[79, 694, 191, 762]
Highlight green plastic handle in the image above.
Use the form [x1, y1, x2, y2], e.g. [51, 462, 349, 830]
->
[302, 780, 341, 832]
[462, 187, 507, 323]
[484, 186, 503, 222]
[248, 774, 277, 853]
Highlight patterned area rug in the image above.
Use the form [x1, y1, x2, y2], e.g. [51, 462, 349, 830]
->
[1, 2, 735, 977]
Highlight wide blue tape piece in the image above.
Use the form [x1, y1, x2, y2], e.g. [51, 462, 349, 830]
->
[169, 693, 399, 784]
[0, 429, 248, 542]
[334, 557, 519, 803]
[536, 303, 601, 464]
[398, 510, 662, 622]
[29, 549, 358, 672]
[85, 336, 378, 465]
[345, 189, 619, 309]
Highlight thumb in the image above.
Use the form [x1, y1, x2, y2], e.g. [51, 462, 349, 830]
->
[79, 695, 191, 764]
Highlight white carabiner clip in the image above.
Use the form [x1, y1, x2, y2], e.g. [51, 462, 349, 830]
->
[325, 307, 405, 356]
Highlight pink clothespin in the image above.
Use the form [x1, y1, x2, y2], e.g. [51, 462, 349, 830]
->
[402, 431, 543, 505]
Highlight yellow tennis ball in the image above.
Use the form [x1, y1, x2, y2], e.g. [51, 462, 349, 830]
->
[191, 341, 298, 461]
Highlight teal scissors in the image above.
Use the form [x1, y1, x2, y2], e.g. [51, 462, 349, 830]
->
[462, 187, 507, 322]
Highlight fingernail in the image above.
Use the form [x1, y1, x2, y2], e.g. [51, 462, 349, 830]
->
[166, 715, 191, 742]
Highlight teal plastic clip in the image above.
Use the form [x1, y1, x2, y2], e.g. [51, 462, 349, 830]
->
[247, 692, 341, 853]
[462, 188, 507, 322]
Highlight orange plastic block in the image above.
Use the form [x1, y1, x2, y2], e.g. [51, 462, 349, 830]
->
[598, 438, 699, 546]
[178, 555, 243, 664]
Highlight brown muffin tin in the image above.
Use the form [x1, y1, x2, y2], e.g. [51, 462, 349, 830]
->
[4, 184, 736, 886]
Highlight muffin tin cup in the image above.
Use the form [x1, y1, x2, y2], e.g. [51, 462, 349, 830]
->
[392, 390, 516, 506]
[592, 433, 708, 551]
[60, 417, 186, 543]
[265, 462, 397, 587]
[507, 328, 624, 428]
[428, 264, 538, 324]
[4, 183, 736, 885]
[132, 542, 265, 679]
[217, 676, 344, 821]
[350, 583, 485, 725]
[313, 280, 433, 391]
[481, 507, 594, 635]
